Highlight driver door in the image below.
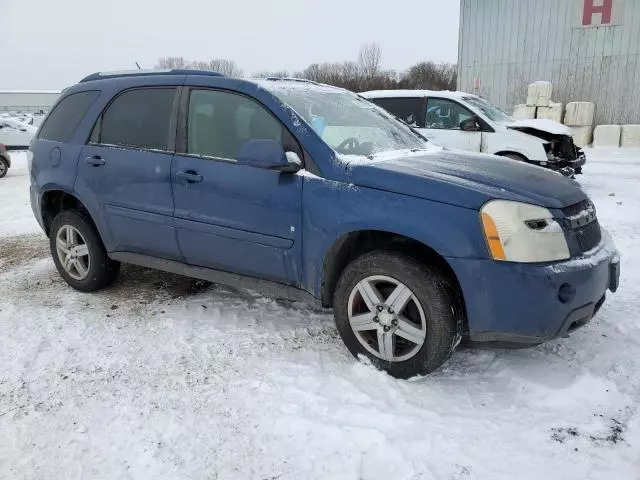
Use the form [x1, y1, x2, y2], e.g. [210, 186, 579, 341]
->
[172, 88, 304, 284]
[419, 97, 482, 152]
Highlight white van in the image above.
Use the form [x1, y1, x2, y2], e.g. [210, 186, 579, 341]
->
[360, 90, 586, 175]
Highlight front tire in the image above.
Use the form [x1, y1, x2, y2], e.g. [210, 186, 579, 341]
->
[333, 251, 462, 379]
[49, 209, 120, 292]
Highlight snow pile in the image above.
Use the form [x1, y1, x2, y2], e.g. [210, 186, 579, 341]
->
[1, 150, 639, 479]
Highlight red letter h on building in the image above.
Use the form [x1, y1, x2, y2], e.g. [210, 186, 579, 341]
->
[583, 0, 613, 26]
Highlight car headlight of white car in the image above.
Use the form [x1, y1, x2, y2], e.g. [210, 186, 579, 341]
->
[480, 200, 570, 262]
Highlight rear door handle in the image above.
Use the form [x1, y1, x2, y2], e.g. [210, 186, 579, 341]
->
[176, 170, 203, 183]
[86, 156, 105, 167]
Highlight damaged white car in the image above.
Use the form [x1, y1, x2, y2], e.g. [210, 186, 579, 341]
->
[361, 90, 586, 176]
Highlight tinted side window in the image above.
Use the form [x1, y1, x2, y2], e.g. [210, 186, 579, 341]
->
[93, 88, 176, 151]
[370, 97, 425, 127]
[38, 91, 100, 142]
[425, 98, 475, 130]
[187, 89, 283, 159]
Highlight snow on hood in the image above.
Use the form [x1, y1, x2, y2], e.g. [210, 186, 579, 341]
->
[347, 149, 586, 210]
[504, 118, 571, 136]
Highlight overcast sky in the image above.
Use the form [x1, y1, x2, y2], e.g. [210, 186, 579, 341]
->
[1, 0, 460, 90]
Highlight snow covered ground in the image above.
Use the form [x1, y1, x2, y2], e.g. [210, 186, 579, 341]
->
[1, 150, 639, 479]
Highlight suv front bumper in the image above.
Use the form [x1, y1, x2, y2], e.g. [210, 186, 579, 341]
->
[447, 230, 619, 347]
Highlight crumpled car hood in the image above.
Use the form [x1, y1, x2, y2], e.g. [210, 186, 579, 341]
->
[346, 149, 586, 210]
[504, 118, 571, 136]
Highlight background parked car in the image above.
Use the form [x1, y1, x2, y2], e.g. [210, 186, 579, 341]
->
[361, 90, 585, 176]
[0, 143, 10, 178]
[0, 116, 37, 150]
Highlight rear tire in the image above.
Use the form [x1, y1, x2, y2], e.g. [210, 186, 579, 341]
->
[49, 209, 120, 292]
[333, 251, 462, 379]
[0, 158, 8, 178]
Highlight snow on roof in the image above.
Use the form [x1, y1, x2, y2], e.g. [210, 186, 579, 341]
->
[254, 78, 351, 95]
[360, 89, 469, 99]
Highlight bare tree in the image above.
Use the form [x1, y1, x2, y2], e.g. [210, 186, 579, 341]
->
[401, 62, 457, 91]
[155, 52, 457, 94]
[155, 57, 189, 69]
[207, 59, 243, 77]
[254, 70, 291, 78]
[358, 43, 382, 80]
[155, 57, 243, 77]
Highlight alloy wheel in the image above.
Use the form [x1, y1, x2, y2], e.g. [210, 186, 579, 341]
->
[347, 275, 427, 362]
[55, 225, 91, 281]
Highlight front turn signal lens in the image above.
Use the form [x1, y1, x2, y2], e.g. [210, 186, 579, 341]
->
[481, 212, 506, 260]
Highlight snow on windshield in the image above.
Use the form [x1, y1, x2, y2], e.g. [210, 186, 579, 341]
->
[463, 96, 513, 123]
[264, 83, 426, 157]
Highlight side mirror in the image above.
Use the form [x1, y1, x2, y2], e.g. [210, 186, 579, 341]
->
[236, 139, 301, 173]
[460, 118, 481, 132]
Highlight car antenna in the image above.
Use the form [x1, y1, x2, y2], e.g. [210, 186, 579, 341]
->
[135, 62, 142, 70]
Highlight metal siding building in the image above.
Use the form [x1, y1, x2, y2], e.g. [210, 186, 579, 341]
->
[0, 91, 60, 113]
[458, 0, 640, 125]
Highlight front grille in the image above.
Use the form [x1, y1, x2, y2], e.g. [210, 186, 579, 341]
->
[575, 219, 602, 253]
[562, 200, 591, 217]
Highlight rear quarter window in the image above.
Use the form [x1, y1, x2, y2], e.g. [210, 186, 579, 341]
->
[38, 91, 100, 142]
[90, 88, 176, 151]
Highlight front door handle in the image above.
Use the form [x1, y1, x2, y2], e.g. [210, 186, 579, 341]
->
[86, 156, 105, 167]
[176, 170, 203, 183]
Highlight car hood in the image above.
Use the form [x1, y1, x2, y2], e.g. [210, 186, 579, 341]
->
[346, 148, 586, 210]
[503, 118, 571, 136]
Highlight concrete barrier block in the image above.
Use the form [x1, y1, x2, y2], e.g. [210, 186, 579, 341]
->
[527, 81, 553, 107]
[593, 125, 621, 147]
[570, 126, 593, 148]
[513, 104, 537, 120]
[536, 102, 564, 123]
[565, 102, 595, 126]
[621, 125, 640, 148]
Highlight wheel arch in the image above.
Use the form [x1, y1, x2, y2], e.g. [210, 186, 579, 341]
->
[493, 150, 529, 161]
[40, 189, 94, 236]
[321, 229, 466, 324]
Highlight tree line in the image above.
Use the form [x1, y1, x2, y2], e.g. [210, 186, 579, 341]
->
[155, 42, 457, 92]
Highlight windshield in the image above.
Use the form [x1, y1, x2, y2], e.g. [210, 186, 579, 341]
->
[462, 96, 513, 123]
[264, 83, 426, 157]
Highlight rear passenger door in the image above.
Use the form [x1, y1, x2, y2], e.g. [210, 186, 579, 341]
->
[76, 87, 183, 259]
[171, 88, 303, 284]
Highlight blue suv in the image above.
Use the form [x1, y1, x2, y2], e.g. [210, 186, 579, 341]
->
[29, 70, 620, 378]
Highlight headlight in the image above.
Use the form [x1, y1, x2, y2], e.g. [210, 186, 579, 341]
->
[480, 200, 570, 262]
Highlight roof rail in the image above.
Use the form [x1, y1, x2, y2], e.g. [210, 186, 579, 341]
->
[79, 69, 223, 83]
